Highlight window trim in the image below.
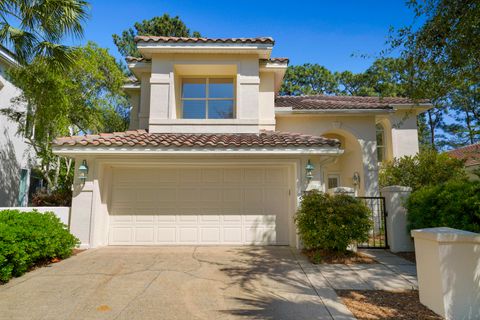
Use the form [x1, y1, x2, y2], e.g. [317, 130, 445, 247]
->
[180, 76, 236, 119]
[327, 173, 341, 189]
[376, 123, 385, 163]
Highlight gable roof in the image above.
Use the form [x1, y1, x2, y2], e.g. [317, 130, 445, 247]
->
[53, 130, 340, 149]
[447, 143, 480, 167]
[275, 95, 430, 111]
[134, 36, 274, 45]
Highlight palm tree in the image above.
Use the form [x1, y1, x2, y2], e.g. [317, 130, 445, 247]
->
[0, 0, 89, 65]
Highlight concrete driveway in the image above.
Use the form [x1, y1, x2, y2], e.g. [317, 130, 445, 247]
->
[0, 246, 347, 320]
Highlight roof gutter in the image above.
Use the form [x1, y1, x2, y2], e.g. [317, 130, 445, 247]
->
[52, 146, 344, 157]
[275, 108, 394, 115]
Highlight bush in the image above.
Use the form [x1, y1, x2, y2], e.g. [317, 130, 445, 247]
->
[406, 179, 480, 233]
[0, 210, 79, 282]
[295, 191, 372, 251]
[379, 149, 466, 191]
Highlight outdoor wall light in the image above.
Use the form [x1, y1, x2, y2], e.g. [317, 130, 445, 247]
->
[353, 171, 361, 188]
[78, 160, 89, 182]
[305, 160, 315, 181]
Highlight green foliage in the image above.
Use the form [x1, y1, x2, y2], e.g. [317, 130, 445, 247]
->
[295, 191, 372, 251]
[280, 64, 338, 96]
[113, 14, 201, 58]
[0, 210, 79, 282]
[0, 0, 89, 66]
[379, 149, 467, 190]
[1, 42, 128, 191]
[390, 0, 480, 149]
[406, 179, 480, 233]
[336, 58, 409, 97]
[280, 58, 412, 98]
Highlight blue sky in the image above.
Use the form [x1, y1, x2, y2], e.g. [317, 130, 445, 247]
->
[73, 0, 415, 73]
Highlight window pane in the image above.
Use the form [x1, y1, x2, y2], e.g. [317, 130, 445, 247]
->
[183, 100, 206, 119]
[208, 78, 234, 98]
[328, 177, 339, 189]
[182, 79, 206, 98]
[377, 146, 384, 162]
[208, 100, 234, 119]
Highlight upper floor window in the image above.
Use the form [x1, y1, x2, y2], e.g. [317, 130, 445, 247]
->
[181, 78, 235, 119]
[376, 123, 385, 162]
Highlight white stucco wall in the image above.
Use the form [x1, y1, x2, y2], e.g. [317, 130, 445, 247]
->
[0, 60, 34, 206]
[276, 115, 379, 196]
[128, 53, 279, 134]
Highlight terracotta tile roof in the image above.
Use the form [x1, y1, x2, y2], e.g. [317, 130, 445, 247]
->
[134, 36, 274, 45]
[262, 58, 289, 64]
[125, 56, 150, 63]
[275, 95, 430, 110]
[447, 143, 480, 166]
[53, 130, 340, 149]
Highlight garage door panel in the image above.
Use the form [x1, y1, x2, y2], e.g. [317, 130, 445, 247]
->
[244, 168, 264, 183]
[179, 227, 198, 242]
[109, 167, 290, 245]
[223, 227, 242, 243]
[110, 227, 133, 243]
[134, 227, 155, 243]
[200, 227, 221, 242]
[245, 227, 276, 244]
[223, 168, 243, 183]
[199, 215, 221, 223]
[157, 227, 176, 242]
[134, 215, 155, 223]
[178, 215, 198, 223]
[202, 168, 222, 183]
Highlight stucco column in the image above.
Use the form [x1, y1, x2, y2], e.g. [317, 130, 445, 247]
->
[70, 156, 95, 249]
[412, 228, 480, 320]
[359, 139, 379, 196]
[389, 110, 420, 158]
[138, 74, 150, 129]
[381, 185, 414, 252]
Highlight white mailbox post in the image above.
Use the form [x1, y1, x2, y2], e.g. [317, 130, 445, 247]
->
[411, 227, 480, 320]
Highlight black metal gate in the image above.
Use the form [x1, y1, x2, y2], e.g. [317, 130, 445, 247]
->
[356, 197, 388, 249]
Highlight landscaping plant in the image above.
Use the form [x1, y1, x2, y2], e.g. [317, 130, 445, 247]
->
[295, 191, 372, 252]
[406, 179, 480, 233]
[379, 149, 466, 191]
[0, 210, 79, 283]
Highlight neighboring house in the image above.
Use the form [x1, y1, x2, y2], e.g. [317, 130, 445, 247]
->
[53, 36, 431, 248]
[0, 46, 34, 207]
[447, 143, 480, 180]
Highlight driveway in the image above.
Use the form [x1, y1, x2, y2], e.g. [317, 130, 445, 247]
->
[0, 246, 349, 320]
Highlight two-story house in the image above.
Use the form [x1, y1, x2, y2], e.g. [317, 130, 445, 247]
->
[53, 36, 431, 248]
[0, 46, 35, 207]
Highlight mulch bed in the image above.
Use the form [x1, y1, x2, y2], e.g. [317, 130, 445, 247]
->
[392, 251, 416, 264]
[303, 249, 377, 264]
[337, 290, 442, 320]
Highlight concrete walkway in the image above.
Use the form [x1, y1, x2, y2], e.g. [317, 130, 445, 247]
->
[294, 249, 417, 320]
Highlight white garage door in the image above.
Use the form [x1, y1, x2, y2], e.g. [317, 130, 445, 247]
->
[108, 166, 290, 245]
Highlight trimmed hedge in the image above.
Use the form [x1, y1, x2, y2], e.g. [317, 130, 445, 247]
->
[406, 179, 480, 233]
[0, 210, 79, 282]
[295, 191, 372, 251]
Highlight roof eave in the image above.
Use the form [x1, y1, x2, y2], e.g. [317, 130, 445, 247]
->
[275, 108, 394, 115]
[136, 42, 273, 59]
[52, 146, 344, 157]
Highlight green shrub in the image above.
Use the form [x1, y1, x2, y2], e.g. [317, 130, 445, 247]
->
[406, 179, 480, 233]
[0, 210, 79, 282]
[295, 191, 372, 251]
[379, 149, 467, 191]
